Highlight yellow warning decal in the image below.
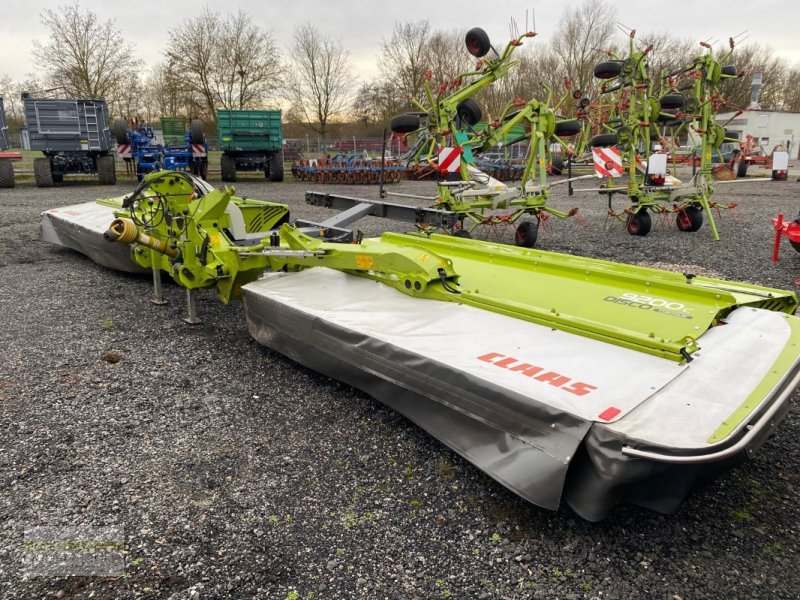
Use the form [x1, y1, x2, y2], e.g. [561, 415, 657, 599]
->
[356, 255, 374, 269]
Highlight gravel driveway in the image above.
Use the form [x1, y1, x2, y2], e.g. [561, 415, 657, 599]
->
[1, 172, 798, 599]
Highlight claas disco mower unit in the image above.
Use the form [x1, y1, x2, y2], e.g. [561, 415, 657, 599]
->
[39, 167, 800, 521]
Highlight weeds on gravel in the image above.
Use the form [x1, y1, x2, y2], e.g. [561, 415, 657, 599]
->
[102, 317, 114, 329]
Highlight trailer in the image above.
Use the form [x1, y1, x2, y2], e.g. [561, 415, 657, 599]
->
[22, 93, 116, 186]
[218, 109, 284, 182]
[0, 96, 15, 188]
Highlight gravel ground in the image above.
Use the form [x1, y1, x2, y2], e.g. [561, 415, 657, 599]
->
[1, 171, 799, 600]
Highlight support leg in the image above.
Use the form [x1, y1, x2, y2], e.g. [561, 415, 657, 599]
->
[183, 288, 202, 325]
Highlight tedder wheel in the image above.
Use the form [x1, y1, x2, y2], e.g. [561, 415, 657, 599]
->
[554, 120, 582, 137]
[736, 160, 749, 178]
[390, 114, 421, 134]
[514, 219, 539, 248]
[676, 206, 703, 232]
[220, 154, 237, 182]
[659, 93, 686, 110]
[452, 229, 472, 239]
[33, 157, 54, 187]
[269, 150, 285, 182]
[111, 119, 130, 145]
[0, 159, 15, 188]
[593, 61, 623, 79]
[465, 27, 491, 58]
[190, 119, 205, 146]
[626, 211, 652, 236]
[97, 155, 116, 185]
[721, 65, 737, 76]
[456, 98, 482, 127]
[550, 155, 565, 176]
[589, 133, 618, 147]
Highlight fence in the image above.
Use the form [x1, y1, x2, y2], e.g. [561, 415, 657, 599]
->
[289, 136, 409, 160]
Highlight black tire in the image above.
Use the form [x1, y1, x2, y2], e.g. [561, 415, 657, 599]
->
[660, 93, 685, 110]
[721, 65, 737, 77]
[33, 157, 54, 187]
[790, 240, 800, 254]
[554, 120, 582, 137]
[268, 150, 284, 182]
[456, 98, 482, 127]
[465, 27, 491, 58]
[626, 211, 651, 236]
[197, 158, 208, 180]
[0, 159, 14, 188]
[589, 133, 618, 147]
[390, 114, 421, 134]
[190, 119, 205, 146]
[594, 61, 623, 79]
[220, 154, 237, 182]
[736, 160, 748, 178]
[97, 155, 116, 185]
[111, 119, 130, 145]
[514, 219, 539, 248]
[676, 206, 703, 232]
[452, 229, 471, 239]
[656, 110, 677, 123]
[550, 155, 564, 176]
[52, 172, 64, 184]
[576, 96, 591, 109]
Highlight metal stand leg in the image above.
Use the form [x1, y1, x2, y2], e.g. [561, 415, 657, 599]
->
[150, 268, 168, 305]
[183, 288, 202, 325]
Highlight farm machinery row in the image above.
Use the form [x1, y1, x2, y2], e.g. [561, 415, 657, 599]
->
[290, 153, 405, 184]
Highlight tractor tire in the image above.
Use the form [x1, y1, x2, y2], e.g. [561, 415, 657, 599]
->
[52, 172, 64, 184]
[514, 219, 539, 248]
[197, 158, 208, 180]
[220, 154, 237, 182]
[390, 114, 420, 134]
[659, 93, 686, 110]
[456, 98, 482, 127]
[268, 150, 284, 182]
[465, 27, 491, 58]
[554, 120, 582, 137]
[33, 157, 54, 187]
[594, 61, 623, 79]
[736, 160, 749, 178]
[721, 64, 737, 77]
[190, 119, 205, 145]
[676, 206, 703, 232]
[550, 155, 565, 176]
[0, 159, 15, 188]
[111, 119, 130, 145]
[626, 211, 651, 236]
[589, 133, 618, 147]
[97, 155, 116, 185]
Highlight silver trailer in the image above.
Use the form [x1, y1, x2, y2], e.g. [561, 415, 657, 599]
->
[0, 97, 14, 188]
[22, 93, 116, 186]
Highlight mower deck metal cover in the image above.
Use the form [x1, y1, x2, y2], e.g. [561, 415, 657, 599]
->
[39, 201, 144, 273]
[242, 268, 800, 518]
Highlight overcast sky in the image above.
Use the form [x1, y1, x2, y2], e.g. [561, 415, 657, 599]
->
[1, 0, 798, 84]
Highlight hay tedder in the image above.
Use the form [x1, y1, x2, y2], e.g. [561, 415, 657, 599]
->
[572, 29, 748, 240]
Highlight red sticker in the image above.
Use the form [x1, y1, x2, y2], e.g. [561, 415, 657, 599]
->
[598, 407, 621, 421]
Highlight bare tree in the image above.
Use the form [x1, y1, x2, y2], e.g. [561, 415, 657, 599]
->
[379, 21, 433, 108]
[31, 2, 141, 102]
[284, 23, 355, 138]
[168, 9, 282, 122]
[550, 0, 618, 94]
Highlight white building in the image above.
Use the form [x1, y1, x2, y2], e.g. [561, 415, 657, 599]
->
[716, 109, 800, 159]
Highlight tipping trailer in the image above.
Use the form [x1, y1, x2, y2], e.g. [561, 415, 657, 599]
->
[218, 109, 284, 182]
[0, 96, 15, 187]
[22, 93, 116, 186]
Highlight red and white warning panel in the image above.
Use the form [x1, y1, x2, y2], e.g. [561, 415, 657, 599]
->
[592, 146, 623, 178]
[192, 144, 207, 158]
[438, 147, 462, 173]
[117, 144, 131, 159]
